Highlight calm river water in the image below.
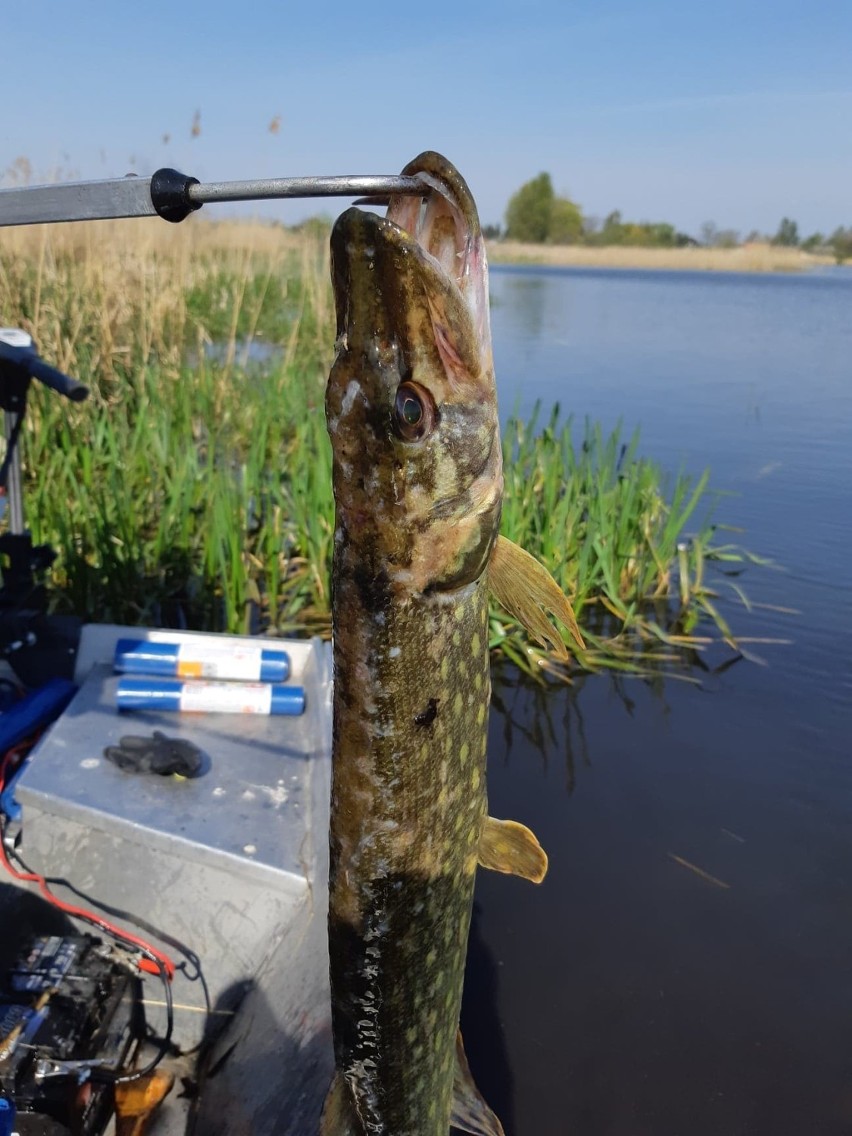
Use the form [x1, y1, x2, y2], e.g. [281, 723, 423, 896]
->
[461, 265, 852, 1136]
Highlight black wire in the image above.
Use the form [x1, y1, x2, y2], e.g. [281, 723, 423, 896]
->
[8, 841, 210, 1010]
[80, 959, 174, 1085]
[47, 869, 207, 994]
[107, 960, 174, 1084]
[2, 834, 181, 1080]
[3, 838, 162, 961]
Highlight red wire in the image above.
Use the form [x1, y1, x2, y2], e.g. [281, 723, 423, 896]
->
[0, 745, 176, 981]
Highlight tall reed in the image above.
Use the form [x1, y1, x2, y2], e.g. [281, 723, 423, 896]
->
[0, 219, 762, 676]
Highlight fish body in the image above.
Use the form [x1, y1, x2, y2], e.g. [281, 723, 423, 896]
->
[323, 153, 562, 1136]
[327, 572, 492, 1134]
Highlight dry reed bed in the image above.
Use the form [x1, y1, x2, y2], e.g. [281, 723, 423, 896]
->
[0, 217, 330, 386]
[488, 240, 832, 273]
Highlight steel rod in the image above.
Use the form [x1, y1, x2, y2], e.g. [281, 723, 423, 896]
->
[0, 171, 428, 228]
[186, 174, 427, 205]
[0, 178, 157, 226]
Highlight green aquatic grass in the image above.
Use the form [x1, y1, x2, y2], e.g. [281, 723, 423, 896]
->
[1, 220, 763, 677]
[495, 404, 766, 675]
[25, 357, 335, 636]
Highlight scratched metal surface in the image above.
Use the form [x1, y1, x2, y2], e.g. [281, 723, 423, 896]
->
[5, 626, 334, 1134]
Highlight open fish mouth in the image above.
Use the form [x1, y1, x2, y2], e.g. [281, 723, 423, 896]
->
[385, 152, 484, 299]
[330, 152, 491, 363]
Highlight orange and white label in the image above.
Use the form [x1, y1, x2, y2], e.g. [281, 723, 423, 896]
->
[176, 644, 263, 681]
[178, 680, 272, 714]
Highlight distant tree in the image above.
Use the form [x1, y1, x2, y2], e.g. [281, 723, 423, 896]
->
[647, 222, 677, 247]
[715, 229, 740, 249]
[549, 196, 584, 244]
[830, 226, 852, 264]
[581, 210, 687, 248]
[601, 210, 625, 244]
[504, 174, 585, 244]
[482, 223, 502, 240]
[505, 173, 554, 242]
[772, 217, 800, 247]
[744, 230, 764, 244]
[800, 232, 825, 252]
[699, 223, 739, 249]
[700, 221, 718, 247]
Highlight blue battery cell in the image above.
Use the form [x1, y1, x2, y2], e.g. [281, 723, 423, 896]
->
[116, 678, 306, 716]
[114, 638, 290, 683]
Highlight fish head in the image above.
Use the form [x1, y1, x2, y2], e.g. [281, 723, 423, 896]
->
[327, 152, 502, 597]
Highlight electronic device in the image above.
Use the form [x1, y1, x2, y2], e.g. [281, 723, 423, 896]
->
[0, 933, 143, 1136]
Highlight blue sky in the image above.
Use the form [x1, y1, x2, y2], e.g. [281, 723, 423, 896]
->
[4, 0, 851, 237]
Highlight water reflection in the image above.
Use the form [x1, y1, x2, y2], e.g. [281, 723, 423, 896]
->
[202, 338, 283, 369]
[490, 664, 676, 793]
[498, 275, 549, 343]
[460, 903, 516, 1134]
[471, 657, 852, 1134]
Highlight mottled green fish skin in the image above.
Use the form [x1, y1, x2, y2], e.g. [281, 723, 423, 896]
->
[328, 575, 491, 1134]
[325, 153, 501, 1135]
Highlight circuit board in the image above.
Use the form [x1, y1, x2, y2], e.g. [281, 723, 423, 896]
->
[0, 933, 142, 1136]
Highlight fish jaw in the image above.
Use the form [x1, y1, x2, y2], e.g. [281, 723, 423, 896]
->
[387, 150, 492, 361]
[326, 154, 502, 598]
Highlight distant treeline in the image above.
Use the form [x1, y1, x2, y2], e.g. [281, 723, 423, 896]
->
[493, 173, 852, 263]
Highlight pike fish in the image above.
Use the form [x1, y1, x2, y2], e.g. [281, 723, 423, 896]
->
[323, 152, 581, 1136]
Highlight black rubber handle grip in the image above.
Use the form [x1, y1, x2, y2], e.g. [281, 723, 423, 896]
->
[27, 355, 89, 402]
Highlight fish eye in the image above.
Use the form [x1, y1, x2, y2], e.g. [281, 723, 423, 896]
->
[393, 382, 436, 442]
[398, 390, 422, 426]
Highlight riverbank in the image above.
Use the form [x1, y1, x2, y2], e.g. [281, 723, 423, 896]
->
[487, 240, 833, 273]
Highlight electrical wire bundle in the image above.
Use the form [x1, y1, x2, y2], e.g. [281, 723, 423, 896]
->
[0, 734, 210, 1084]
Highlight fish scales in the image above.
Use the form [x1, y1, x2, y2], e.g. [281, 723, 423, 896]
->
[328, 573, 491, 1134]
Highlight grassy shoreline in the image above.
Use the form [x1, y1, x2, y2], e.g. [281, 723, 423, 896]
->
[0, 219, 763, 677]
[488, 239, 834, 273]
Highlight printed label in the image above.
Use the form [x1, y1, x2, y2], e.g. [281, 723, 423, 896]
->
[178, 681, 272, 714]
[177, 644, 263, 681]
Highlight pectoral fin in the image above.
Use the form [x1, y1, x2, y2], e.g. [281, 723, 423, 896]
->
[320, 1072, 360, 1136]
[451, 1030, 505, 1136]
[488, 535, 585, 656]
[478, 816, 548, 883]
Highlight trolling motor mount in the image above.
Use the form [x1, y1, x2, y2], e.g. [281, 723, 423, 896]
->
[0, 330, 89, 682]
